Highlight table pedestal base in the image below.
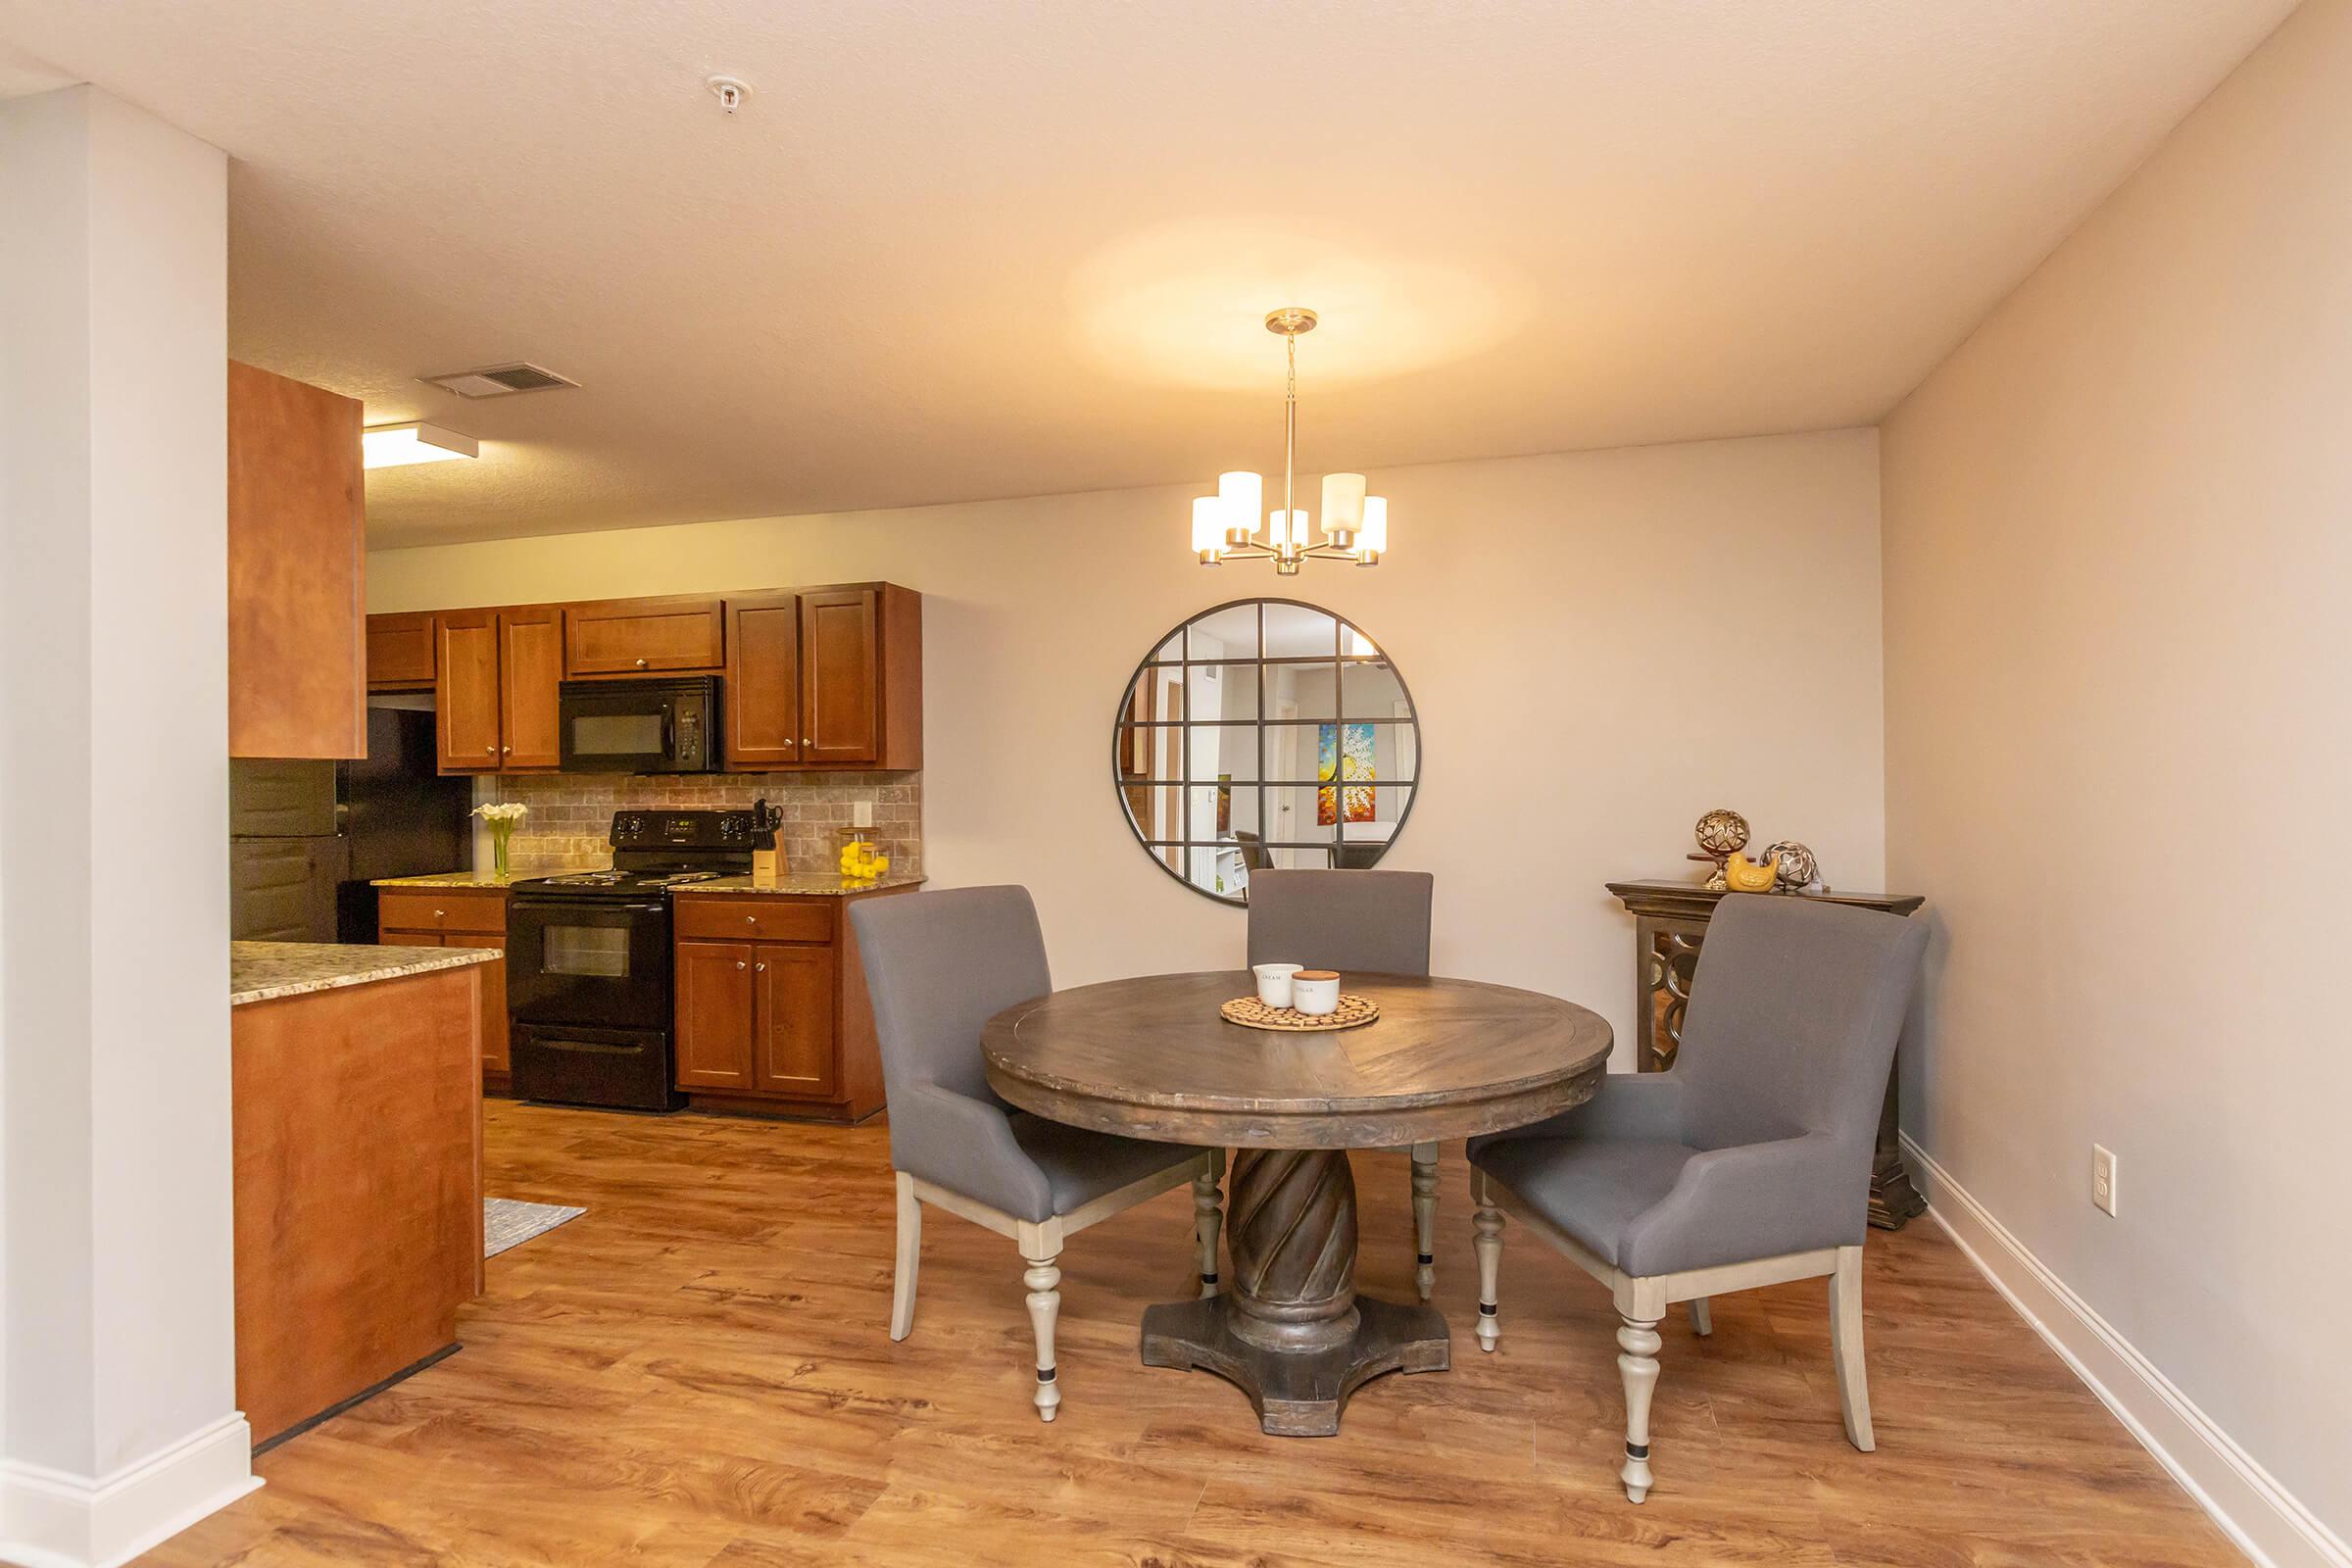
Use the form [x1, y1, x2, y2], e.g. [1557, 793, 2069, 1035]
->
[1142, 1295, 1449, 1436]
[1141, 1147, 1447, 1435]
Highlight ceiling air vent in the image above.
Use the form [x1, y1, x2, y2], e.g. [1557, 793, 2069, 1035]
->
[420, 362, 578, 398]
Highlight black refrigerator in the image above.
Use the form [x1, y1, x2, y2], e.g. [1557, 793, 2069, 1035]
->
[230, 705, 474, 944]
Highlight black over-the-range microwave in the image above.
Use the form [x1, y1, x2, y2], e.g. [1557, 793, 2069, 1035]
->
[557, 676, 720, 773]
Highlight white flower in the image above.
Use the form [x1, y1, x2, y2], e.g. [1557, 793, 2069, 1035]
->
[471, 803, 529, 823]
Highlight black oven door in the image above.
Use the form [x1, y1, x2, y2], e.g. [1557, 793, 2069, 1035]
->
[507, 897, 672, 1032]
[511, 1022, 683, 1112]
[558, 677, 718, 773]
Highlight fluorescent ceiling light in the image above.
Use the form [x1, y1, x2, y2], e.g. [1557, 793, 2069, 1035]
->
[363, 421, 478, 468]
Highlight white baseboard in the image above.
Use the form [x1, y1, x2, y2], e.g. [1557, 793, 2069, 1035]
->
[1, 1411, 260, 1568]
[1902, 1134, 2349, 1568]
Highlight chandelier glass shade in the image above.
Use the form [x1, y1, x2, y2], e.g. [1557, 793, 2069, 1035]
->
[1192, 309, 1387, 574]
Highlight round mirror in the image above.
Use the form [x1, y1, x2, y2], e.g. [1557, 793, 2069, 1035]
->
[1113, 599, 1420, 905]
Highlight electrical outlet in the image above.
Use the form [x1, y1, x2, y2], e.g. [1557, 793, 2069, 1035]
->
[853, 801, 874, 829]
[2091, 1145, 2119, 1217]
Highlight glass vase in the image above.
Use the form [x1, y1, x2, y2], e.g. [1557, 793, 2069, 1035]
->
[491, 823, 513, 881]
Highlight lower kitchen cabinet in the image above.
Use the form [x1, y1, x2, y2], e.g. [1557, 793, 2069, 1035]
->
[671, 888, 903, 1119]
[379, 887, 512, 1091]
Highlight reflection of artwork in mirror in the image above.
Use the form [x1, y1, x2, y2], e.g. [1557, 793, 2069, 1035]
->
[1317, 722, 1375, 825]
[1112, 598, 1420, 906]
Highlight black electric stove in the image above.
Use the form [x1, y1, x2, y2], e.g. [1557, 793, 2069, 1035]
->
[507, 807, 774, 1110]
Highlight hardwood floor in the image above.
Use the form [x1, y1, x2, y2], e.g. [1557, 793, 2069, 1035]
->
[139, 1102, 2244, 1567]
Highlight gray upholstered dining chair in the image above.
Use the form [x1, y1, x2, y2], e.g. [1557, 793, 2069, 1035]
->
[1466, 894, 1927, 1502]
[1245, 867, 1443, 1298]
[851, 886, 1221, 1422]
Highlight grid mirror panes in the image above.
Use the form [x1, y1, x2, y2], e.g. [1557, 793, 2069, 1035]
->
[1114, 599, 1420, 906]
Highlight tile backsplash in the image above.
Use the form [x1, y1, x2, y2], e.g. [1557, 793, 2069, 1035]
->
[485, 772, 921, 874]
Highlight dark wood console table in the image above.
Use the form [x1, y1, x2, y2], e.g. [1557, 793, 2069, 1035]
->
[1605, 881, 1928, 1230]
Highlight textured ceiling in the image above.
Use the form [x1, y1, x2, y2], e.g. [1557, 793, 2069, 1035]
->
[0, 1, 2299, 548]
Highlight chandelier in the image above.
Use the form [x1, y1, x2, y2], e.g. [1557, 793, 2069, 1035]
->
[1191, 308, 1387, 574]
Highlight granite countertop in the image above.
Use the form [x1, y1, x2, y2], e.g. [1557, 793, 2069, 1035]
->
[231, 941, 502, 1007]
[371, 867, 595, 890]
[675, 873, 927, 898]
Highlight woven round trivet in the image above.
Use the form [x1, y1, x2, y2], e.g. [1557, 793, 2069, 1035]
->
[1219, 993, 1381, 1032]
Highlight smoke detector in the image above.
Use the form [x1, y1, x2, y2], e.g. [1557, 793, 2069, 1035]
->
[419, 363, 578, 399]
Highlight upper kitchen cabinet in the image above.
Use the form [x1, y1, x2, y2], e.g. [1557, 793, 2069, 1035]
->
[226, 362, 367, 759]
[435, 607, 563, 772]
[725, 584, 921, 771]
[564, 597, 724, 676]
[367, 612, 436, 689]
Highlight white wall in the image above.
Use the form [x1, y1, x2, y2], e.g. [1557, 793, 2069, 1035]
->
[1881, 0, 2352, 1557]
[1, 85, 253, 1568]
[371, 428, 1887, 1065]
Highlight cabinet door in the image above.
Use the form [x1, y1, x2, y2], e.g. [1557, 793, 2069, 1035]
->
[724, 597, 802, 767]
[800, 589, 879, 767]
[499, 607, 564, 769]
[435, 612, 504, 772]
[675, 940, 757, 1090]
[442, 934, 510, 1076]
[227, 362, 367, 760]
[753, 944, 837, 1097]
[367, 612, 437, 689]
[565, 598, 724, 675]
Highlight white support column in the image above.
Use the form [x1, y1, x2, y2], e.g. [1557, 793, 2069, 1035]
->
[1, 84, 256, 1568]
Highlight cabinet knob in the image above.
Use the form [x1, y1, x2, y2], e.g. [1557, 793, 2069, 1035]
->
[746, 914, 757, 925]
[756, 962, 767, 972]
[635, 658, 650, 668]
[736, 960, 747, 970]
[434, 909, 446, 918]
[802, 737, 811, 747]
[502, 745, 512, 754]
[485, 745, 497, 756]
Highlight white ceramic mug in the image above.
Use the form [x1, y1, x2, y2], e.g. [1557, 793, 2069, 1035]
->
[1252, 962, 1302, 1008]
[1291, 969, 1341, 1016]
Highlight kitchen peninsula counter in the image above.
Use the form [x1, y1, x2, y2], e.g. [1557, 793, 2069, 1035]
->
[231, 938, 498, 1004]
[231, 939, 491, 1446]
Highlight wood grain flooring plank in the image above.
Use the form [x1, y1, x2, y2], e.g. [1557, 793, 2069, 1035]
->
[123, 1102, 2244, 1568]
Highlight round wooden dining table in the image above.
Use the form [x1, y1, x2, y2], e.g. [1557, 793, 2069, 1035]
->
[983, 969, 1612, 1436]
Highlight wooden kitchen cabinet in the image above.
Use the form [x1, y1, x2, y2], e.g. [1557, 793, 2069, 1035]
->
[565, 596, 724, 676]
[367, 612, 437, 689]
[754, 944, 837, 1096]
[227, 361, 367, 760]
[435, 612, 503, 770]
[434, 607, 561, 772]
[380, 888, 512, 1090]
[674, 940, 756, 1090]
[723, 596, 802, 767]
[724, 583, 921, 771]
[670, 886, 906, 1118]
[500, 606, 564, 768]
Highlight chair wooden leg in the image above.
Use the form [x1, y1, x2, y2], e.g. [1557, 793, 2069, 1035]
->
[1617, 1313, 1663, 1502]
[1194, 1152, 1224, 1298]
[1410, 1141, 1440, 1301]
[1018, 1226, 1062, 1423]
[1830, 1243, 1874, 1451]
[1471, 1186, 1504, 1351]
[890, 1171, 920, 1342]
[1687, 1297, 1712, 1337]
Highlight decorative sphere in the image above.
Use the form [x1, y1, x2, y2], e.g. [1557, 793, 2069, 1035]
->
[1766, 840, 1819, 890]
[1693, 808, 1750, 857]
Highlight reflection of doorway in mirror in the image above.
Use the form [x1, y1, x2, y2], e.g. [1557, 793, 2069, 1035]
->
[1269, 699, 1313, 868]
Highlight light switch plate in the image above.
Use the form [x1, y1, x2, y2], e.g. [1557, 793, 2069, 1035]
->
[2092, 1145, 2119, 1217]
[853, 801, 874, 829]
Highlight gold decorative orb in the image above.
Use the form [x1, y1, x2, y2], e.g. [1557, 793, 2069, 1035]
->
[1766, 840, 1819, 891]
[1693, 808, 1750, 857]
